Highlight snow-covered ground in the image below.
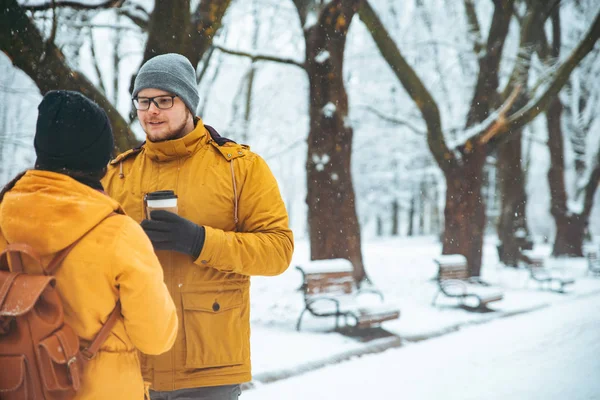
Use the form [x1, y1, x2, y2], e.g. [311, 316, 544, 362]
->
[247, 236, 600, 396]
[245, 288, 600, 400]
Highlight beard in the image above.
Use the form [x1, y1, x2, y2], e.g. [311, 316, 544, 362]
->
[147, 109, 192, 142]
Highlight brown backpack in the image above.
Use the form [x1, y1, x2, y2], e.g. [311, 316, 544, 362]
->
[0, 240, 121, 399]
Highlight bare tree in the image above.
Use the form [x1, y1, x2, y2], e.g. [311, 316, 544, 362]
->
[542, 8, 600, 256]
[359, 0, 600, 276]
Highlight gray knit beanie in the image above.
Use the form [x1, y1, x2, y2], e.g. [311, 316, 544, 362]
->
[132, 53, 199, 114]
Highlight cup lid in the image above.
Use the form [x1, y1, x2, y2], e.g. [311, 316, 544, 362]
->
[145, 190, 177, 200]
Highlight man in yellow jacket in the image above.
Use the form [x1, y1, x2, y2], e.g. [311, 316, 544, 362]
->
[0, 90, 178, 399]
[102, 53, 294, 399]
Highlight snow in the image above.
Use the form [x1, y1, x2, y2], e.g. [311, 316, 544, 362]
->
[315, 50, 330, 64]
[433, 254, 467, 266]
[322, 102, 336, 118]
[311, 153, 330, 172]
[246, 236, 600, 398]
[245, 291, 600, 400]
[304, 11, 318, 31]
[297, 258, 353, 274]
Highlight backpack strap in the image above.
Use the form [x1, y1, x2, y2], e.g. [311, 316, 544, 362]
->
[42, 212, 122, 361]
[80, 300, 122, 361]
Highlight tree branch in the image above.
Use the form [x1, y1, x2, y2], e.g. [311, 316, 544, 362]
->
[212, 44, 305, 69]
[21, 0, 124, 11]
[358, 0, 450, 170]
[492, 10, 600, 144]
[1, 0, 139, 152]
[116, 4, 149, 30]
[48, 0, 58, 44]
[356, 104, 425, 135]
[500, 6, 534, 100]
[26, 15, 142, 30]
[88, 28, 106, 95]
[187, 0, 233, 67]
[465, 0, 514, 127]
[478, 84, 522, 144]
[463, 0, 483, 55]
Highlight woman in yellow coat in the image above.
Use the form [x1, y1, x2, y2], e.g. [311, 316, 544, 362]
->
[0, 91, 178, 399]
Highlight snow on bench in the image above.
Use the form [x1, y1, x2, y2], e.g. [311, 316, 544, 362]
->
[520, 250, 575, 293]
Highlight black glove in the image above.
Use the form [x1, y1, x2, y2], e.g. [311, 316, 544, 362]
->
[141, 210, 205, 259]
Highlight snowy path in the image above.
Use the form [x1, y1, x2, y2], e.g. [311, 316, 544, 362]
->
[243, 293, 600, 400]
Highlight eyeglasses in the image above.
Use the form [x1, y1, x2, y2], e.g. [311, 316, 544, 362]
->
[132, 95, 177, 111]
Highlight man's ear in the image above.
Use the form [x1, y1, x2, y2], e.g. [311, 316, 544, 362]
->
[188, 108, 197, 126]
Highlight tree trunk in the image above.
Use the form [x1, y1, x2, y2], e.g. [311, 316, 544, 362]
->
[431, 179, 440, 236]
[544, 7, 588, 257]
[141, 0, 191, 62]
[391, 199, 399, 236]
[547, 96, 586, 256]
[496, 129, 529, 266]
[494, 1, 547, 266]
[407, 193, 415, 237]
[419, 180, 426, 234]
[442, 151, 487, 276]
[298, 0, 366, 282]
[376, 216, 383, 237]
[129, 0, 232, 95]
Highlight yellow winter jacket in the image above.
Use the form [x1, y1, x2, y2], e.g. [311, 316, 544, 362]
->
[101, 118, 294, 390]
[0, 170, 178, 400]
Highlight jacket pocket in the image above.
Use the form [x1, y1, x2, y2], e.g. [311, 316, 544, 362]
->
[0, 355, 30, 399]
[181, 290, 244, 368]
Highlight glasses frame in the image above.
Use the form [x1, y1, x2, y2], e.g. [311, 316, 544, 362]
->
[132, 95, 178, 111]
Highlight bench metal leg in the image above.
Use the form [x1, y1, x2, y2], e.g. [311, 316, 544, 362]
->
[296, 307, 309, 331]
[431, 290, 440, 306]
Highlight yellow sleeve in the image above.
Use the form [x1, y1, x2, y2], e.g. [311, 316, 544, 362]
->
[195, 155, 294, 276]
[112, 217, 178, 354]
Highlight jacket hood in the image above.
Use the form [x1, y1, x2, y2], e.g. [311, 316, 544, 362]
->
[0, 170, 122, 255]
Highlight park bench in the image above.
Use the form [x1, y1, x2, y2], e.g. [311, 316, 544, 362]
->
[585, 249, 600, 276]
[520, 250, 575, 292]
[431, 255, 503, 310]
[295, 259, 400, 331]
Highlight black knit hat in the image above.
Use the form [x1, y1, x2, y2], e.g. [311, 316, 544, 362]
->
[34, 90, 114, 172]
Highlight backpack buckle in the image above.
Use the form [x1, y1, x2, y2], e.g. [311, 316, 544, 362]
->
[67, 356, 82, 390]
[79, 349, 95, 361]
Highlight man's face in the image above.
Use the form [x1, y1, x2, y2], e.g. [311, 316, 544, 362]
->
[136, 88, 192, 142]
